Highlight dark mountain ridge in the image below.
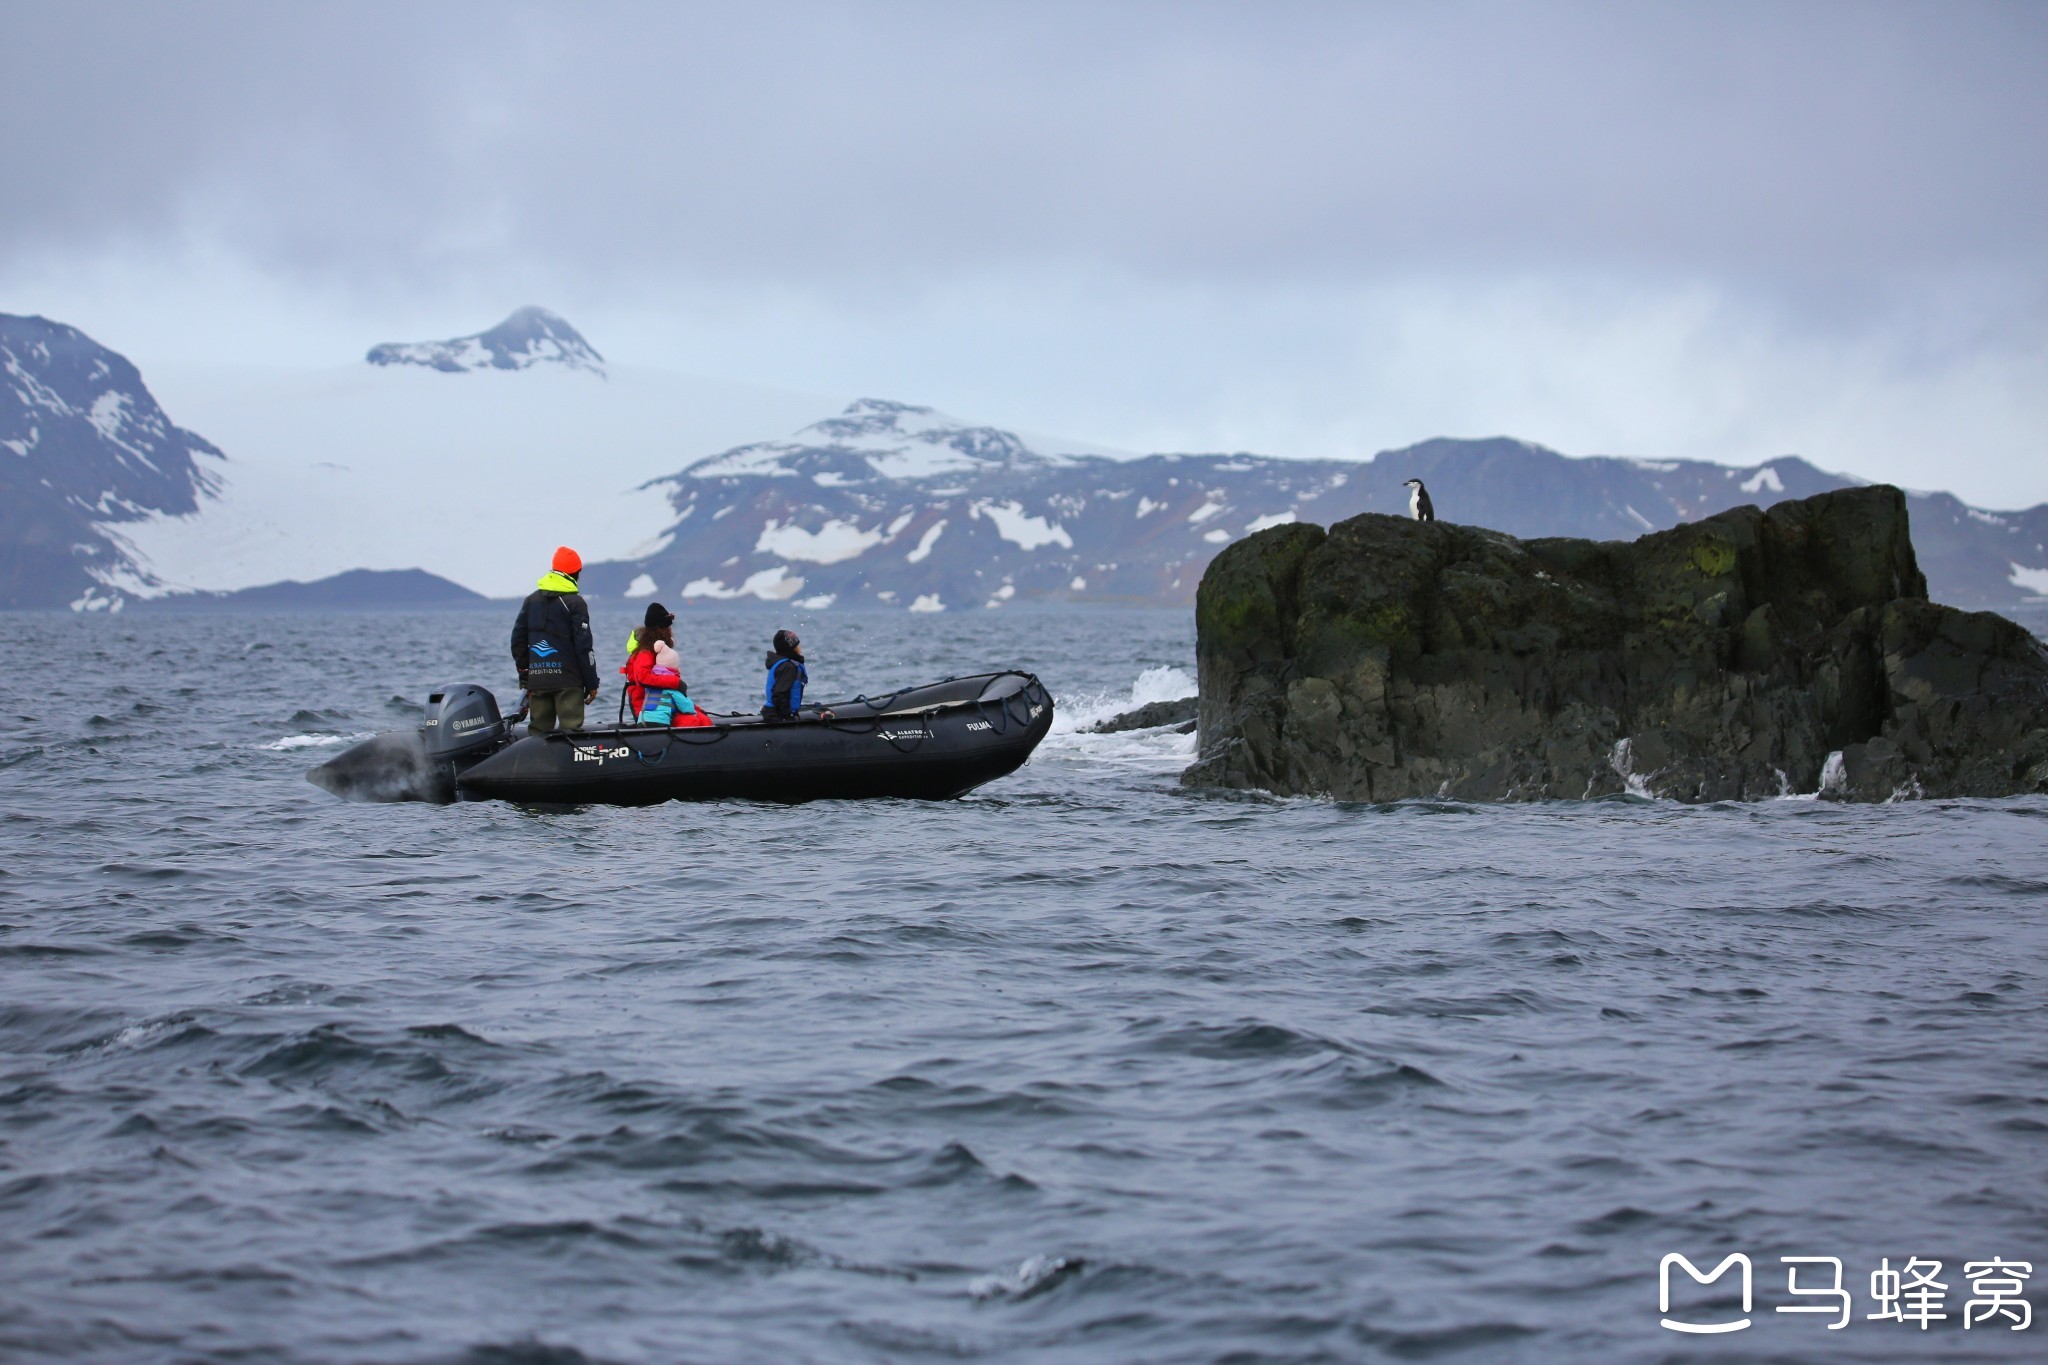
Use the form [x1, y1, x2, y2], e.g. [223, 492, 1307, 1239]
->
[134, 568, 486, 611]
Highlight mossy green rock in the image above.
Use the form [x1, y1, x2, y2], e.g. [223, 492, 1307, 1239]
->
[1184, 485, 2048, 802]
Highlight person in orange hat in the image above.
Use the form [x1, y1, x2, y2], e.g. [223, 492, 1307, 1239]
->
[509, 545, 600, 732]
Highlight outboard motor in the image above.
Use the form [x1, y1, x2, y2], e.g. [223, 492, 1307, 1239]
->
[308, 684, 509, 804]
[423, 684, 507, 761]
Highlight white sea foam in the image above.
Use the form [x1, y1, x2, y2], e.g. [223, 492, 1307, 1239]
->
[1606, 738, 1656, 799]
[77, 1014, 194, 1056]
[261, 732, 374, 752]
[1052, 665, 1196, 734]
[1038, 666, 1200, 767]
[1770, 750, 1847, 801]
[1046, 724, 1199, 765]
[969, 1254, 1084, 1300]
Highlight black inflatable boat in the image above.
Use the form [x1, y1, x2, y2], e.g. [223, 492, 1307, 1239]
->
[308, 671, 1055, 806]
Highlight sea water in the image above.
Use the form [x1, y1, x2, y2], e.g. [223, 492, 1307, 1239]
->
[2, 606, 2044, 1363]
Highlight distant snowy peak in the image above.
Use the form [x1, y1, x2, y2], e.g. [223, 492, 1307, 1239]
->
[365, 306, 605, 376]
[682, 397, 1080, 483]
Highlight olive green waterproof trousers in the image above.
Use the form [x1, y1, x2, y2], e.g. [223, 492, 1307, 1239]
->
[527, 688, 586, 734]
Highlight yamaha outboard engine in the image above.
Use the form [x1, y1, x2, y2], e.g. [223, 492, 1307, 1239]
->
[424, 684, 507, 761]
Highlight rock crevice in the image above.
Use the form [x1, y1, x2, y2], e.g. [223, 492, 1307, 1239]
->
[1183, 486, 2048, 803]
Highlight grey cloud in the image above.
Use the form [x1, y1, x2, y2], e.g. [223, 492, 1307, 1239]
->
[5, 1, 2046, 295]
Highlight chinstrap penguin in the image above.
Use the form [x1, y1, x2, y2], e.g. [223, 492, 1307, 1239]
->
[1403, 478, 1435, 523]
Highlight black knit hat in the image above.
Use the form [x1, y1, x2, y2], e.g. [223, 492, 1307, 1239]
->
[643, 602, 675, 630]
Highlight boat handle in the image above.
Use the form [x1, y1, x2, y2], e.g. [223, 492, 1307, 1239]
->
[664, 726, 733, 746]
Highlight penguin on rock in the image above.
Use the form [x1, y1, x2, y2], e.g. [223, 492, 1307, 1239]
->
[1403, 478, 1435, 523]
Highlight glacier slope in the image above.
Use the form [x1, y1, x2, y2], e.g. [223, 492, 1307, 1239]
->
[121, 363, 840, 597]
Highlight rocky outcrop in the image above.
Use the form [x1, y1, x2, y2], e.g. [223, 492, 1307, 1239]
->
[1087, 697, 1199, 734]
[1183, 486, 2048, 803]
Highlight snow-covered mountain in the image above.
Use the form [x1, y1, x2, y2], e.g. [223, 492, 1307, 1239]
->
[366, 306, 606, 376]
[579, 401, 2048, 624]
[1, 313, 225, 609]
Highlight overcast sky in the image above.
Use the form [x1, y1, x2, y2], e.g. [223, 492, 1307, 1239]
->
[5, 1, 2046, 503]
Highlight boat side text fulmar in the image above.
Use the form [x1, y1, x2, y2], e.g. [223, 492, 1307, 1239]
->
[308, 672, 1055, 806]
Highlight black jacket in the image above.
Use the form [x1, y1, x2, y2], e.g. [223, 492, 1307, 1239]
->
[511, 581, 599, 693]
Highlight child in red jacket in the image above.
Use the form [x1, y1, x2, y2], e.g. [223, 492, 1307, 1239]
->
[621, 604, 713, 727]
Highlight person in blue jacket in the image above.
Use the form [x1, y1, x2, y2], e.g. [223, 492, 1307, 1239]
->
[761, 629, 808, 721]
